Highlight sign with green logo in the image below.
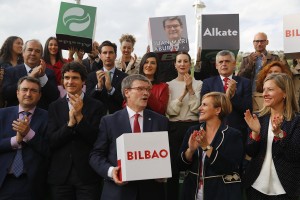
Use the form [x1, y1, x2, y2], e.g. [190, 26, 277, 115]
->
[56, 2, 97, 52]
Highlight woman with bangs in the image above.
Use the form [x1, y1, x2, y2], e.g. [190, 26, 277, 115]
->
[178, 92, 243, 200]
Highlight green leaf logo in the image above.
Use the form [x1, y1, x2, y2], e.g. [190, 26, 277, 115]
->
[63, 7, 91, 32]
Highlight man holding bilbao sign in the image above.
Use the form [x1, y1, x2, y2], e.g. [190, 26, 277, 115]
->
[90, 74, 170, 200]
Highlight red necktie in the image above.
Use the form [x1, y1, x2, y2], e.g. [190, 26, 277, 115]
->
[133, 114, 141, 133]
[223, 77, 230, 92]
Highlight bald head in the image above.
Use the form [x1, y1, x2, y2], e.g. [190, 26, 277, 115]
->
[253, 32, 269, 53]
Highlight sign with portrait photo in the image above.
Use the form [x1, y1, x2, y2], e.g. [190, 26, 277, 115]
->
[148, 15, 189, 61]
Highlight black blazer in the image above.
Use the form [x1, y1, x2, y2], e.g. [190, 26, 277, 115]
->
[0, 106, 49, 200]
[2, 64, 59, 110]
[86, 68, 127, 114]
[89, 108, 169, 200]
[47, 95, 106, 185]
[178, 123, 244, 200]
[82, 58, 102, 74]
[243, 114, 300, 196]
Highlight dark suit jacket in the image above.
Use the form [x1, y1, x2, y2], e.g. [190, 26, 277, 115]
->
[243, 114, 300, 197]
[82, 58, 103, 74]
[0, 106, 49, 200]
[89, 108, 169, 200]
[2, 64, 59, 110]
[47, 95, 106, 185]
[201, 75, 252, 142]
[178, 123, 243, 200]
[86, 68, 127, 114]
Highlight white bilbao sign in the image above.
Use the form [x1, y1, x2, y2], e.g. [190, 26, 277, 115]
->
[283, 13, 300, 59]
[116, 131, 172, 181]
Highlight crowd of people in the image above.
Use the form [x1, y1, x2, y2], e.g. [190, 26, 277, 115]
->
[0, 30, 299, 200]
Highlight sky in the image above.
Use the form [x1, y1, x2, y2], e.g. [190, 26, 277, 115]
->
[0, 0, 300, 59]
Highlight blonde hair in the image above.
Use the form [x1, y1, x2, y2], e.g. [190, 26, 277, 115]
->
[202, 92, 232, 120]
[259, 73, 299, 121]
[119, 34, 136, 47]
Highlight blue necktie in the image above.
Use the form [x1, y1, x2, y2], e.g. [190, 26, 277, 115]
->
[11, 111, 31, 177]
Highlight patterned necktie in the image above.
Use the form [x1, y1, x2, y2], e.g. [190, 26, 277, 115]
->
[11, 111, 31, 177]
[223, 77, 230, 92]
[133, 114, 141, 133]
[109, 71, 113, 82]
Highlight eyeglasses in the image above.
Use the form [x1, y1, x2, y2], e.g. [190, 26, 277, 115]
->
[129, 87, 152, 93]
[19, 87, 40, 94]
[165, 24, 181, 29]
[253, 40, 267, 43]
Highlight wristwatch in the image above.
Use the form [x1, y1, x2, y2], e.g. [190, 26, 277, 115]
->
[203, 145, 212, 152]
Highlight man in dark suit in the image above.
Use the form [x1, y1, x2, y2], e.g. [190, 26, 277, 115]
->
[47, 62, 106, 200]
[0, 76, 49, 200]
[89, 74, 169, 200]
[82, 41, 103, 74]
[201, 50, 252, 143]
[2, 39, 59, 110]
[86, 40, 127, 114]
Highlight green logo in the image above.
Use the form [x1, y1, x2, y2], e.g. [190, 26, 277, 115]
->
[56, 2, 96, 38]
[63, 7, 91, 32]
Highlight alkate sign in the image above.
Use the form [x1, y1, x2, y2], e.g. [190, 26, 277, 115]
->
[201, 14, 240, 61]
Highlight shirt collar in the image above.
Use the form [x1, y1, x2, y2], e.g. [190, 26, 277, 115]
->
[126, 106, 144, 118]
[66, 92, 85, 101]
[103, 67, 116, 74]
[24, 63, 34, 73]
[220, 74, 233, 81]
[18, 105, 36, 115]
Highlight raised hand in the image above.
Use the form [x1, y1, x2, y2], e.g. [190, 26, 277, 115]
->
[12, 116, 30, 140]
[244, 109, 261, 133]
[271, 114, 284, 135]
[68, 93, 83, 123]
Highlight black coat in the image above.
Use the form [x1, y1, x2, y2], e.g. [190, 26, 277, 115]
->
[178, 123, 244, 200]
[47, 95, 106, 185]
[85, 68, 127, 114]
[243, 114, 300, 197]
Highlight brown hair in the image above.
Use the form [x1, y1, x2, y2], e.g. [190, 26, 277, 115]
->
[256, 61, 292, 93]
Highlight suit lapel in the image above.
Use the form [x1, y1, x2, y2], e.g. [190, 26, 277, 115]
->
[18, 65, 28, 78]
[61, 97, 70, 122]
[120, 109, 132, 133]
[216, 76, 224, 92]
[143, 110, 152, 132]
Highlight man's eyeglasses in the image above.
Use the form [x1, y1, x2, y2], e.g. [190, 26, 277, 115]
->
[253, 40, 267, 43]
[165, 24, 181, 29]
[129, 87, 152, 93]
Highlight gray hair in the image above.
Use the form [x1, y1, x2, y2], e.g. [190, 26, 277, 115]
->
[23, 39, 43, 53]
[121, 74, 151, 101]
[216, 50, 236, 62]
